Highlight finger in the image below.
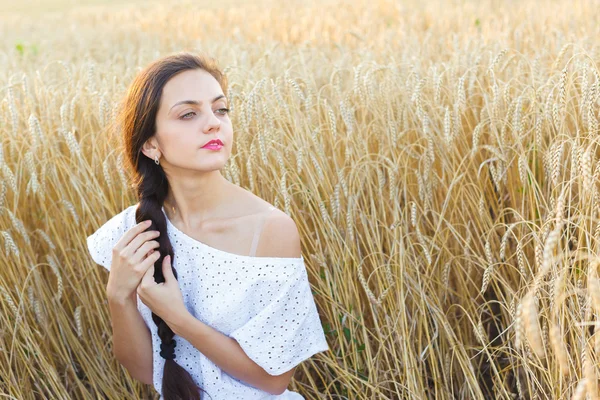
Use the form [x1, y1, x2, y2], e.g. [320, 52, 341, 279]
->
[162, 255, 172, 282]
[130, 236, 161, 264]
[114, 219, 153, 252]
[125, 229, 161, 264]
[141, 250, 161, 270]
[141, 263, 155, 285]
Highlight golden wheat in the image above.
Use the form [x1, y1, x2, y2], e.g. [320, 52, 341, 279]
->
[2, 0, 600, 398]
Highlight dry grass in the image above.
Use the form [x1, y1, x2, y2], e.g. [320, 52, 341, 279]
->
[1, 0, 600, 398]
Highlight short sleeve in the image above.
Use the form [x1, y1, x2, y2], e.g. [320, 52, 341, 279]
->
[229, 259, 330, 376]
[86, 205, 137, 271]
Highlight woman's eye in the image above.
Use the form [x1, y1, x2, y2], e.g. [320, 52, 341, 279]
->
[181, 109, 229, 119]
[180, 111, 195, 119]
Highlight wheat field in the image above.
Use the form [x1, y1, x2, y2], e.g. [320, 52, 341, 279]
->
[1, 0, 600, 398]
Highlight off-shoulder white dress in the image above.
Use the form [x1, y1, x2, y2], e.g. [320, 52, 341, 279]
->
[86, 204, 329, 399]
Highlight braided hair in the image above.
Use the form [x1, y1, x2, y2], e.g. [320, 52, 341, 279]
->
[118, 51, 227, 400]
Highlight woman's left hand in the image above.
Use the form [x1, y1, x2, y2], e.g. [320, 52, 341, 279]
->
[137, 254, 187, 323]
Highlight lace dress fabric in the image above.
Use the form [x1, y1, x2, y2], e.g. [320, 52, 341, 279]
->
[86, 204, 329, 399]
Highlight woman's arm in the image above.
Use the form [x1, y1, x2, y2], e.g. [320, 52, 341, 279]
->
[169, 313, 296, 395]
[109, 292, 154, 385]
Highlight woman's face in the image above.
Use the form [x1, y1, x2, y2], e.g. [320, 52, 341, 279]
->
[146, 68, 232, 172]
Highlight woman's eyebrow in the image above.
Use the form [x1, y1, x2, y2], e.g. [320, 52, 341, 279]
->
[169, 94, 227, 113]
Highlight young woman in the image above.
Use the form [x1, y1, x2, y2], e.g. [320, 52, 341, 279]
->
[86, 52, 329, 399]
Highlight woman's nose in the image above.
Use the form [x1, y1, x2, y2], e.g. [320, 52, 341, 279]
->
[204, 113, 220, 133]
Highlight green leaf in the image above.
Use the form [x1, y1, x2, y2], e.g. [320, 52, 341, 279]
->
[357, 370, 368, 381]
[574, 262, 584, 276]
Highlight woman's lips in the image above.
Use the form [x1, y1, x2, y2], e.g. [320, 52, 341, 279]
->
[202, 144, 223, 150]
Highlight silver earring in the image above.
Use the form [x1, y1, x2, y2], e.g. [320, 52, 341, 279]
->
[154, 155, 160, 165]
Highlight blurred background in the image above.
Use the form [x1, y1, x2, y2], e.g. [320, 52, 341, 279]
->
[1, 0, 600, 398]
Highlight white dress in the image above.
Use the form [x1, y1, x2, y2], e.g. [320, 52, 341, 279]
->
[86, 203, 329, 399]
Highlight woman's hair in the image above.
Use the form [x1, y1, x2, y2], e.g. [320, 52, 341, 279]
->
[119, 51, 228, 400]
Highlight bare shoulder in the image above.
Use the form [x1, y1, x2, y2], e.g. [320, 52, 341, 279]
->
[230, 185, 302, 258]
[255, 208, 302, 259]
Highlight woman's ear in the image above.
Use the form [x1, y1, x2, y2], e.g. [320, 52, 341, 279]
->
[141, 138, 160, 160]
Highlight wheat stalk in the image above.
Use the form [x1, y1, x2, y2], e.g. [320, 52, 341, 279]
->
[583, 345, 598, 400]
[522, 292, 545, 358]
[549, 322, 569, 376]
[1, 231, 20, 258]
[74, 306, 83, 339]
[572, 378, 587, 400]
[0, 285, 18, 316]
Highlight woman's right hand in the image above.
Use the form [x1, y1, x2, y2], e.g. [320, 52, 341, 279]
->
[106, 219, 162, 303]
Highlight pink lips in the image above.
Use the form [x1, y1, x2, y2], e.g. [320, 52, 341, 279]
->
[203, 144, 223, 150]
[201, 139, 224, 150]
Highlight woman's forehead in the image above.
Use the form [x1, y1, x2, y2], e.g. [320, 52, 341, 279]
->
[161, 69, 222, 107]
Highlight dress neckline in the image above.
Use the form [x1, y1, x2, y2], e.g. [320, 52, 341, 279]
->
[160, 206, 304, 262]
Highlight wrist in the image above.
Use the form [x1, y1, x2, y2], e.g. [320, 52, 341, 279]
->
[107, 290, 136, 306]
[165, 308, 192, 336]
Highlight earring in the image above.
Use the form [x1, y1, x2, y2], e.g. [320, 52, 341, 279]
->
[154, 154, 160, 165]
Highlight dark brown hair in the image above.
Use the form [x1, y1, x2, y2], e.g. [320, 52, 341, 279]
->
[119, 51, 228, 400]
